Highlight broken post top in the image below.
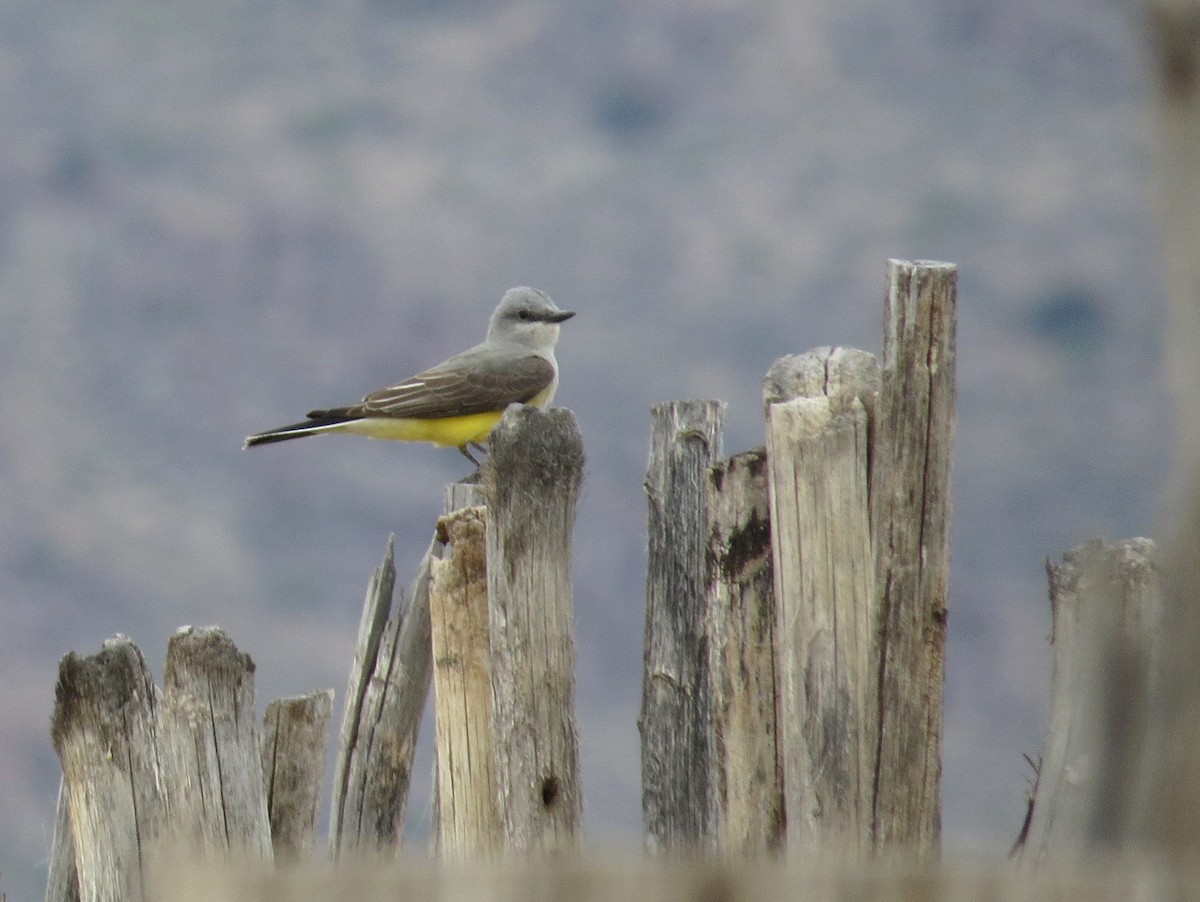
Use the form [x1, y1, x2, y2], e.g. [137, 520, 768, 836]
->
[164, 625, 257, 690]
[482, 404, 585, 502]
[51, 636, 154, 753]
[763, 347, 881, 414]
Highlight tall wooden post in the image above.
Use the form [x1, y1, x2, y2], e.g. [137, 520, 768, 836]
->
[764, 348, 879, 854]
[483, 404, 585, 850]
[640, 400, 725, 852]
[706, 448, 782, 854]
[870, 259, 957, 857]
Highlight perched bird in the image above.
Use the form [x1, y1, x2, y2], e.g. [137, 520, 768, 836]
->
[244, 287, 574, 464]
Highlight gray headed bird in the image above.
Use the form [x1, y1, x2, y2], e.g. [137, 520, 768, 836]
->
[244, 287, 574, 464]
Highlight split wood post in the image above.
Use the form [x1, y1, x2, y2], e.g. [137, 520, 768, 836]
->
[1015, 538, 1160, 864]
[870, 260, 957, 858]
[51, 637, 165, 902]
[482, 404, 585, 850]
[429, 497, 502, 857]
[764, 347, 880, 855]
[261, 691, 334, 860]
[706, 448, 783, 855]
[1126, 0, 1200, 855]
[157, 627, 273, 859]
[641, 400, 725, 852]
[330, 536, 433, 857]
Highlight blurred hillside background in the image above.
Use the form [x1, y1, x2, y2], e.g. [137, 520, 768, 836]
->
[0, 0, 1169, 897]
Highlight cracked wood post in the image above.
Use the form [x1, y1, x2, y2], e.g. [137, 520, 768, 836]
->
[871, 259, 957, 858]
[706, 448, 782, 855]
[641, 400, 725, 852]
[261, 691, 334, 860]
[50, 637, 165, 902]
[429, 495, 501, 857]
[482, 404, 585, 850]
[764, 348, 880, 855]
[330, 536, 433, 858]
[158, 626, 273, 859]
[1015, 538, 1160, 865]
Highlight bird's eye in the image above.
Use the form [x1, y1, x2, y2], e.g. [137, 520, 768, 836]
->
[517, 309, 532, 320]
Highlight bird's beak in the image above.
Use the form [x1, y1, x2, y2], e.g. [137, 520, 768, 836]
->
[546, 310, 575, 323]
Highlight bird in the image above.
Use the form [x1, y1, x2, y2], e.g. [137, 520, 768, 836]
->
[243, 286, 574, 465]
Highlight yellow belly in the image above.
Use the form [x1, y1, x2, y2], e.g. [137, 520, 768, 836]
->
[341, 411, 504, 447]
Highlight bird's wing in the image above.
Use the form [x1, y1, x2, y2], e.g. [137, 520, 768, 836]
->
[315, 348, 555, 421]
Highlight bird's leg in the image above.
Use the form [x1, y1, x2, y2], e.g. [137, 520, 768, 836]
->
[458, 444, 481, 467]
[469, 440, 489, 458]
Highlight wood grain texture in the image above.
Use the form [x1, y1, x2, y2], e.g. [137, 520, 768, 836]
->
[870, 260, 957, 857]
[483, 404, 585, 850]
[330, 537, 433, 857]
[158, 626, 273, 859]
[51, 637, 165, 902]
[641, 400, 725, 852]
[763, 346, 880, 419]
[706, 448, 782, 855]
[429, 505, 501, 857]
[261, 691, 334, 860]
[766, 395, 875, 854]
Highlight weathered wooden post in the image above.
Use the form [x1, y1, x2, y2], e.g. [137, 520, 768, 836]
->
[50, 628, 279, 901]
[870, 260, 957, 858]
[705, 448, 783, 855]
[51, 638, 165, 902]
[483, 404, 585, 850]
[641, 400, 725, 852]
[1015, 538, 1160, 864]
[429, 491, 502, 856]
[262, 691, 334, 860]
[330, 538, 433, 857]
[764, 347, 880, 854]
[158, 627, 273, 858]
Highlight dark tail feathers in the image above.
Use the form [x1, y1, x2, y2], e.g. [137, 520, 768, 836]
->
[243, 412, 355, 448]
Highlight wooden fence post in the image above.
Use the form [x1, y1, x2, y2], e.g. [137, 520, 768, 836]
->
[706, 448, 783, 855]
[870, 260, 957, 858]
[429, 501, 501, 857]
[158, 626, 273, 858]
[483, 404, 585, 850]
[50, 631, 332, 900]
[764, 348, 879, 854]
[262, 691, 334, 860]
[1016, 538, 1161, 864]
[641, 400, 725, 852]
[51, 637, 165, 902]
[330, 537, 433, 857]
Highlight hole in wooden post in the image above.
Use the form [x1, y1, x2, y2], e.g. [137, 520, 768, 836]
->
[540, 775, 560, 809]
